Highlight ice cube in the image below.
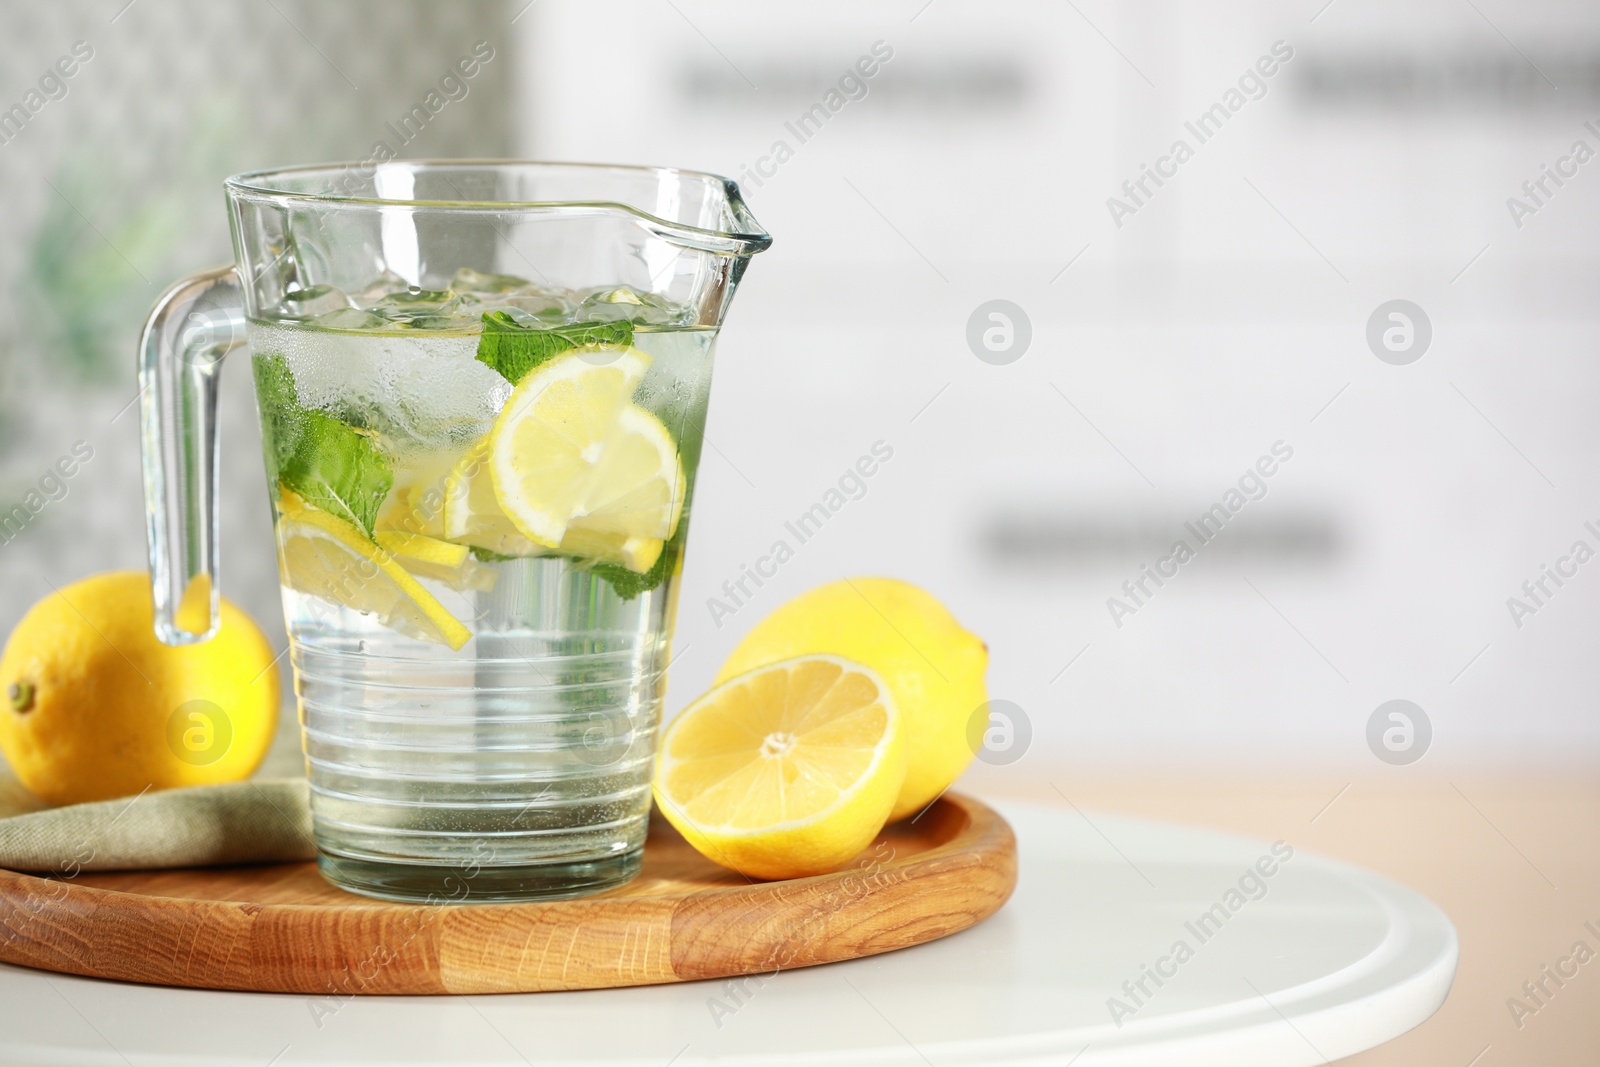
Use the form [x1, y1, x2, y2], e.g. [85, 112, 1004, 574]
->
[457, 287, 575, 324]
[276, 284, 352, 320]
[576, 286, 686, 325]
[462, 305, 540, 328]
[369, 288, 477, 329]
[373, 287, 457, 311]
[584, 285, 646, 308]
[267, 324, 508, 449]
[387, 350, 512, 445]
[450, 267, 530, 294]
[352, 270, 412, 308]
[504, 287, 577, 321]
[314, 308, 385, 331]
[266, 326, 389, 417]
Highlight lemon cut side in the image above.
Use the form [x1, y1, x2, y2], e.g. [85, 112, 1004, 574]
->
[653, 654, 906, 880]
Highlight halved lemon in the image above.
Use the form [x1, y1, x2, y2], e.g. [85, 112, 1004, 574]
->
[489, 347, 686, 550]
[653, 654, 906, 880]
[442, 437, 663, 573]
[277, 492, 472, 650]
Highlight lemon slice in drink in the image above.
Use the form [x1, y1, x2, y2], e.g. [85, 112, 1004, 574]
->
[277, 492, 472, 650]
[653, 655, 907, 880]
[559, 526, 664, 574]
[373, 530, 496, 592]
[442, 437, 664, 573]
[376, 484, 447, 539]
[375, 530, 469, 570]
[568, 405, 686, 541]
[488, 347, 685, 550]
[442, 438, 545, 556]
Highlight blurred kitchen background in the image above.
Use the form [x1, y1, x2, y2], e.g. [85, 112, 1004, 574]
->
[2, 0, 1597, 774]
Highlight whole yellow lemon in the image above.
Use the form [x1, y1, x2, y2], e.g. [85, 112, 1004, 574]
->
[716, 578, 987, 821]
[0, 571, 280, 806]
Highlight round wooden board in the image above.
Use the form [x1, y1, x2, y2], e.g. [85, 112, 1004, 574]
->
[0, 793, 1014, 995]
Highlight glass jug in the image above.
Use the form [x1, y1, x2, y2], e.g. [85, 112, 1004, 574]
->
[138, 162, 769, 901]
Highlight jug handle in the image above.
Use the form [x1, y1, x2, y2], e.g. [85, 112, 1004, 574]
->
[138, 265, 248, 645]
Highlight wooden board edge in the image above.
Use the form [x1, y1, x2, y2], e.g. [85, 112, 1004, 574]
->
[0, 793, 1019, 995]
[665, 793, 1019, 983]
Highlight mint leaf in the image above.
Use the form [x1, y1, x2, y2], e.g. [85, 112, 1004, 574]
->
[475, 313, 635, 383]
[279, 414, 393, 536]
[587, 533, 678, 600]
[253, 354, 393, 537]
[253, 354, 302, 484]
[469, 546, 519, 563]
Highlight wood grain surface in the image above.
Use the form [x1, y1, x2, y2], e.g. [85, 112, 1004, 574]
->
[0, 793, 1015, 995]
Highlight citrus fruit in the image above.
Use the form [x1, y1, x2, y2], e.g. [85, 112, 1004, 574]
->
[716, 578, 987, 821]
[0, 571, 280, 806]
[377, 484, 448, 540]
[442, 437, 545, 556]
[441, 436, 662, 572]
[488, 347, 685, 550]
[654, 654, 906, 879]
[373, 530, 496, 592]
[558, 525, 663, 574]
[375, 530, 470, 571]
[277, 491, 472, 650]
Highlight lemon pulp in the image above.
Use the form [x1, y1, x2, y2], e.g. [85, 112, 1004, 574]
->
[654, 654, 906, 879]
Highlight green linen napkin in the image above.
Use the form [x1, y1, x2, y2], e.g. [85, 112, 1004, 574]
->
[0, 779, 315, 873]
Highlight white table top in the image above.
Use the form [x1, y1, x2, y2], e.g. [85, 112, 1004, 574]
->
[0, 799, 1456, 1067]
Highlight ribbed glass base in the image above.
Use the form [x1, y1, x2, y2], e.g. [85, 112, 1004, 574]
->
[317, 848, 644, 903]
